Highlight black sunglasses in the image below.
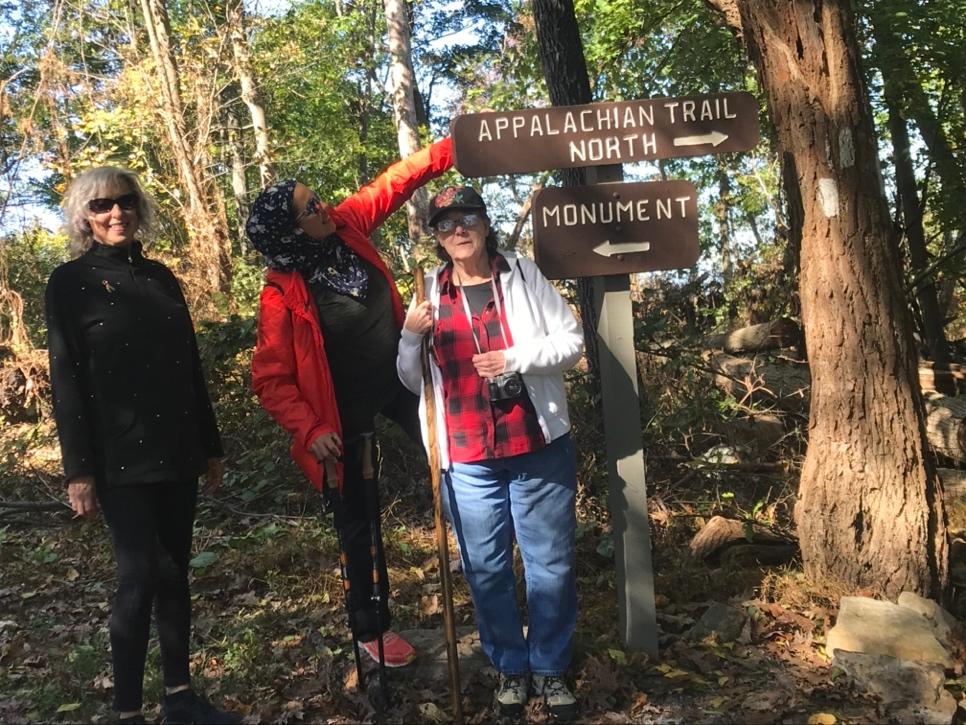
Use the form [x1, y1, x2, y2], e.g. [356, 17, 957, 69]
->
[294, 196, 327, 223]
[434, 213, 483, 234]
[87, 193, 138, 214]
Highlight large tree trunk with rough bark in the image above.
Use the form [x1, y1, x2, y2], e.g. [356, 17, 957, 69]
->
[226, 0, 274, 187]
[531, 0, 603, 380]
[139, 0, 232, 305]
[384, 0, 429, 257]
[705, 0, 947, 599]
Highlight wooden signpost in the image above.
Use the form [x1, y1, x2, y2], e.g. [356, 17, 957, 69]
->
[451, 91, 759, 657]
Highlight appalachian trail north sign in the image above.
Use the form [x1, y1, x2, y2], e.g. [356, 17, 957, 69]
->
[451, 91, 759, 177]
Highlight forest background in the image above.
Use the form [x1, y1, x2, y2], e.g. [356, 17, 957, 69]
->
[0, 0, 965, 722]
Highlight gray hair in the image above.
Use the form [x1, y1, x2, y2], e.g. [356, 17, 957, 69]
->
[61, 166, 157, 257]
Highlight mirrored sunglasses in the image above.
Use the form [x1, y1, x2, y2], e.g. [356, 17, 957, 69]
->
[295, 196, 327, 222]
[87, 193, 139, 214]
[434, 213, 482, 234]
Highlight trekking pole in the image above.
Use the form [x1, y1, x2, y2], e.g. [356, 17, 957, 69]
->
[325, 459, 365, 688]
[360, 433, 389, 709]
[414, 267, 463, 721]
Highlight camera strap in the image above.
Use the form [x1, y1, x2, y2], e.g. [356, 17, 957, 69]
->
[454, 270, 510, 355]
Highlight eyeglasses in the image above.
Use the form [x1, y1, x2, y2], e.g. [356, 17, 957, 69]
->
[434, 213, 483, 234]
[295, 196, 327, 223]
[87, 193, 138, 214]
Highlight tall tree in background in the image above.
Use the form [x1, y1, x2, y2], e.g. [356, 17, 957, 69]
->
[384, 0, 429, 255]
[705, 0, 948, 598]
[138, 0, 232, 303]
[226, 0, 275, 187]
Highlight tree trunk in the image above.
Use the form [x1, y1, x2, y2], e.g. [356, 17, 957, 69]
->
[885, 102, 950, 366]
[706, 0, 947, 599]
[226, 0, 274, 187]
[225, 104, 250, 250]
[384, 0, 429, 252]
[868, 8, 966, 240]
[138, 0, 231, 304]
[531, 0, 603, 381]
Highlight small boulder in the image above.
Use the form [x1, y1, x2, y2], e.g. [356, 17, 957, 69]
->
[826, 596, 953, 668]
[687, 602, 746, 643]
[897, 591, 959, 646]
[833, 651, 957, 724]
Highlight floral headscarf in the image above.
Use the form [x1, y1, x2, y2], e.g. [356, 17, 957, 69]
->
[245, 179, 368, 299]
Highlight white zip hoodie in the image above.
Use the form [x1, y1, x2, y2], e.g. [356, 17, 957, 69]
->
[397, 251, 584, 469]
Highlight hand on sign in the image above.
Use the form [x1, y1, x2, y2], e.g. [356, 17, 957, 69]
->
[404, 301, 434, 335]
[472, 351, 506, 379]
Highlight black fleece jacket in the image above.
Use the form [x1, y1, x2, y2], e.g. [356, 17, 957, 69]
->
[45, 241, 222, 487]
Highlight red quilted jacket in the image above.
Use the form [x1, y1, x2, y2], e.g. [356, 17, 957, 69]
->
[251, 137, 453, 490]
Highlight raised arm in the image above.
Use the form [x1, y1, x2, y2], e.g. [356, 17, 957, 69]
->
[334, 137, 454, 238]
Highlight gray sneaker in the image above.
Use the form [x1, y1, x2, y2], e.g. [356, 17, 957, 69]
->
[496, 673, 529, 718]
[532, 674, 577, 721]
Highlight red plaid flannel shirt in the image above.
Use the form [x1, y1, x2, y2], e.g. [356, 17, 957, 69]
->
[432, 255, 545, 463]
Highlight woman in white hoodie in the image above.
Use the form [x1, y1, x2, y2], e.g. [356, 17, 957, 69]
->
[397, 186, 583, 720]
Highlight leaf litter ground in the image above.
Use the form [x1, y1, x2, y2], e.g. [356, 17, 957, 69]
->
[1, 420, 962, 724]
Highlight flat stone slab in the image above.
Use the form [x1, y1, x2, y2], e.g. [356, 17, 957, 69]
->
[396, 627, 491, 691]
[827, 597, 953, 668]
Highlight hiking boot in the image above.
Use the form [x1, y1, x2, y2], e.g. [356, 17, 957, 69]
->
[495, 673, 529, 718]
[532, 674, 577, 721]
[359, 630, 416, 667]
[162, 689, 240, 724]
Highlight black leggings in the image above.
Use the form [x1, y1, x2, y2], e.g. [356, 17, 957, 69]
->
[332, 387, 420, 641]
[97, 481, 198, 712]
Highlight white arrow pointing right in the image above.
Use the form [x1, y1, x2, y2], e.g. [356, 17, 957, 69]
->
[593, 240, 651, 257]
[673, 130, 729, 147]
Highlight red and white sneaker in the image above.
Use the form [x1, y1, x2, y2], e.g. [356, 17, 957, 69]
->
[359, 630, 416, 667]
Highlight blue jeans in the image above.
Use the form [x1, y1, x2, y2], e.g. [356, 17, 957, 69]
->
[442, 433, 577, 676]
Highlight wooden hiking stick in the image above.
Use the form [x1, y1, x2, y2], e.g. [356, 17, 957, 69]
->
[414, 267, 463, 721]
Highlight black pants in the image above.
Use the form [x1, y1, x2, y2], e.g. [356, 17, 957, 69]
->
[97, 481, 198, 711]
[332, 387, 420, 641]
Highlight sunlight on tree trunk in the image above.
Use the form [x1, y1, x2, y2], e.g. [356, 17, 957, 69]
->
[138, 0, 232, 307]
[706, 0, 948, 599]
[384, 0, 429, 264]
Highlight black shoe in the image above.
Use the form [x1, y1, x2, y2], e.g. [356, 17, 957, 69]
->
[162, 689, 240, 724]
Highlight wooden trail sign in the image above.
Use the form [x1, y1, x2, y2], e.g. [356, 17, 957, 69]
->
[532, 180, 699, 279]
[451, 91, 759, 176]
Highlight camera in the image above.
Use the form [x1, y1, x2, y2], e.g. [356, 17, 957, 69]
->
[487, 371, 524, 402]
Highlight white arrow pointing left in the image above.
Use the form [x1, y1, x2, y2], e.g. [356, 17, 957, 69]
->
[673, 130, 729, 147]
[593, 240, 651, 257]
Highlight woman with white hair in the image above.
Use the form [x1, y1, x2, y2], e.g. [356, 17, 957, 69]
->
[45, 167, 237, 724]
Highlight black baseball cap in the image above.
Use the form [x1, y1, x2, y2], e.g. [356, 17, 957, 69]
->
[427, 185, 487, 227]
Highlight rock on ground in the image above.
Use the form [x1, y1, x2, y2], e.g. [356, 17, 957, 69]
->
[897, 591, 959, 646]
[826, 596, 953, 668]
[687, 602, 747, 643]
[833, 651, 958, 725]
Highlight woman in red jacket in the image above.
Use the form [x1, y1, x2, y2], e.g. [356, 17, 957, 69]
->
[247, 137, 452, 667]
